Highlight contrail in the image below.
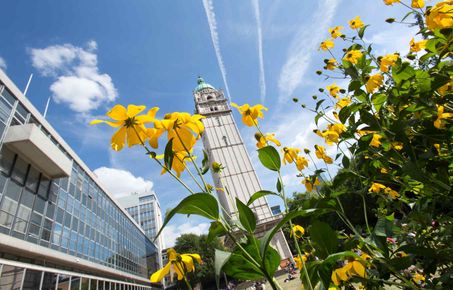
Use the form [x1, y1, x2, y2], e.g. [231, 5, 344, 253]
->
[251, 0, 266, 103]
[278, 0, 339, 103]
[202, 0, 232, 100]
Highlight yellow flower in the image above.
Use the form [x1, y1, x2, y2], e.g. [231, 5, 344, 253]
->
[295, 156, 309, 171]
[384, 187, 400, 199]
[231, 103, 267, 127]
[383, 0, 400, 5]
[328, 123, 346, 135]
[328, 26, 344, 38]
[211, 162, 224, 173]
[426, 1, 453, 30]
[411, 0, 424, 8]
[369, 182, 387, 193]
[331, 259, 367, 286]
[158, 150, 193, 177]
[294, 255, 308, 270]
[343, 50, 363, 64]
[366, 74, 384, 93]
[326, 83, 341, 97]
[438, 80, 452, 96]
[282, 147, 301, 164]
[320, 39, 335, 51]
[150, 248, 202, 283]
[380, 168, 389, 174]
[370, 133, 383, 147]
[91, 104, 159, 151]
[434, 105, 453, 129]
[348, 16, 365, 29]
[410, 38, 427, 52]
[291, 225, 305, 239]
[335, 97, 352, 109]
[155, 112, 205, 152]
[325, 58, 337, 70]
[412, 273, 426, 285]
[303, 177, 320, 192]
[380, 54, 399, 72]
[255, 132, 281, 149]
[315, 145, 333, 164]
[392, 142, 403, 150]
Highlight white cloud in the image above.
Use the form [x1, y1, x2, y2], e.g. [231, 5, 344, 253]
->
[251, 0, 266, 103]
[93, 166, 154, 198]
[30, 41, 117, 113]
[202, 0, 231, 100]
[278, 0, 339, 102]
[162, 221, 210, 248]
[0, 57, 7, 71]
[366, 25, 418, 56]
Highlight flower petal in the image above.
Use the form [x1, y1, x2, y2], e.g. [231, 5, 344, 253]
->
[107, 105, 128, 121]
[111, 127, 126, 151]
[127, 104, 146, 118]
[150, 262, 171, 283]
[90, 119, 123, 127]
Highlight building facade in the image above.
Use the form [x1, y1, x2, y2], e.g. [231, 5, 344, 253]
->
[0, 70, 158, 289]
[193, 77, 292, 260]
[118, 192, 165, 270]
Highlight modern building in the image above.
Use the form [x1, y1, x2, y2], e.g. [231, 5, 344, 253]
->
[0, 69, 159, 289]
[193, 77, 292, 260]
[117, 192, 165, 270]
[270, 205, 281, 216]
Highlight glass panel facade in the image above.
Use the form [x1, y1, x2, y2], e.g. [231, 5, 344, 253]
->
[0, 77, 158, 279]
[0, 265, 24, 290]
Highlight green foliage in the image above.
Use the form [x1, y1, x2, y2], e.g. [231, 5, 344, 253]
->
[257, 146, 281, 171]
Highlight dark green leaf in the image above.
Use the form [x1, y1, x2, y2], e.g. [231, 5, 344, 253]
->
[215, 249, 231, 289]
[393, 62, 415, 84]
[247, 190, 280, 206]
[208, 221, 226, 243]
[315, 99, 325, 111]
[310, 220, 338, 259]
[164, 138, 174, 169]
[257, 146, 281, 171]
[371, 93, 387, 112]
[276, 178, 282, 193]
[342, 155, 350, 168]
[154, 193, 219, 241]
[236, 198, 256, 233]
[201, 150, 210, 175]
[358, 25, 369, 38]
[339, 106, 351, 124]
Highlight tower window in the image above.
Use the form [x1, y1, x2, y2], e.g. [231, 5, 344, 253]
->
[215, 117, 221, 126]
[222, 136, 228, 146]
[207, 95, 213, 100]
[214, 107, 218, 111]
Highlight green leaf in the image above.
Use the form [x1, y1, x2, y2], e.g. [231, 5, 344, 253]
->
[371, 93, 387, 112]
[236, 198, 256, 233]
[339, 105, 351, 124]
[154, 193, 219, 241]
[310, 220, 338, 259]
[415, 70, 432, 93]
[222, 239, 263, 280]
[315, 99, 325, 111]
[392, 62, 415, 84]
[257, 146, 281, 171]
[263, 245, 281, 278]
[208, 221, 226, 243]
[374, 216, 394, 237]
[201, 150, 210, 175]
[342, 155, 350, 168]
[164, 138, 174, 169]
[247, 190, 280, 206]
[215, 249, 231, 289]
[276, 178, 282, 193]
[358, 24, 369, 38]
[315, 112, 324, 126]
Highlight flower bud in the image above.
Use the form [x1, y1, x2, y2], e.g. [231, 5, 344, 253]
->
[316, 70, 322, 75]
[254, 132, 263, 142]
[319, 88, 324, 92]
[342, 48, 347, 52]
[312, 95, 318, 100]
[212, 162, 224, 173]
[385, 18, 395, 23]
[407, 54, 416, 60]
[339, 89, 346, 94]
[149, 152, 157, 158]
[293, 98, 299, 103]
[301, 104, 306, 108]
[304, 148, 310, 154]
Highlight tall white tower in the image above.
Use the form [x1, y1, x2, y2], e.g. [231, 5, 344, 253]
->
[193, 77, 292, 260]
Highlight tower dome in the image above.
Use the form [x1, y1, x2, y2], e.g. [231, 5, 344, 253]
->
[194, 76, 215, 92]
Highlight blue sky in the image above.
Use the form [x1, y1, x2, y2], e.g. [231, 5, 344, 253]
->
[0, 0, 421, 246]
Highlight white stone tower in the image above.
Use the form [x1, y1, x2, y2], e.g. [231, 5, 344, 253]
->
[193, 77, 292, 260]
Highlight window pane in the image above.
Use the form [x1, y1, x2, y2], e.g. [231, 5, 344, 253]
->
[11, 156, 29, 184]
[25, 166, 40, 192]
[58, 274, 71, 289]
[70, 276, 80, 290]
[38, 177, 50, 198]
[0, 211, 14, 228]
[0, 265, 24, 290]
[33, 196, 46, 214]
[4, 180, 22, 201]
[0, 147, 15, 175]
[81, 278, 90, 290]
[0, 196, 18, 214]
[41, 272, 58, 290]
[22, 268, 42, 290]
[13, 218, 28, 233]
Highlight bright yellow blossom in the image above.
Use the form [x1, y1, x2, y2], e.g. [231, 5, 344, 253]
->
[434, 105, 453, 129]
[295, 156, 309, 171]
[348, 16, 365, 29]
[331, 254, 369, 286]
[366, 74, 384, 93]
[369, 182, 387, 193]
[315, 145, 333, 164]
[328, 123, 346, 135]
[426, 1, 453, 30]
[380, 54, 399, 72]
[320, 39, 335, 51]
[231, 103, 267, 127]
[158, 150, 193, 177]
[411, 0, 424, 8]
[410, 38, 427, 52]
[384, 187, 400, 199]
[294, 255, 308, 270]
[343, 50, 363, 64]
[91, 104, 159, 151]
[328, 26, 344, 38]
[392, 142, 403, 150]
[291, 225, 305, 239]
[438, 80, 452, 96]
[282, 147, 301, 165]
[370, 133, 383, 147]
[255, 132, 281, 149]
[384, 0, 400, 5]
[150, 248, 202, 283]
[412, 273, 426, 285]
[326, 83, 341, 97]
[335, 97, 352, 109]
[304, 177, 320, 192]
[325, 58, 337, 70]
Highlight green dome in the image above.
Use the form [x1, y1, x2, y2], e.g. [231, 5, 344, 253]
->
[194, 76, 215, 92]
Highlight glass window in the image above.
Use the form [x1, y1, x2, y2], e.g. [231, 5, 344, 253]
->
[41, 272, 58, 290]
[11, 156, 29, 184]
[22, 268, 42, 290]
[0, 265, 24, 290]
[0, 210, 14, 228]
[0, 147, 15, 175]
[70, 276, 81, 290]
[58, 274, 71, 289]
[0, 196, 18, 214]
[13, 217, 28, 233]
[38, 177, 50, 198]
[81, 277, 90, 290]
[33, 196, 46, 214]
[90, 278, 98, 290]
[25, 167, 40, 192]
